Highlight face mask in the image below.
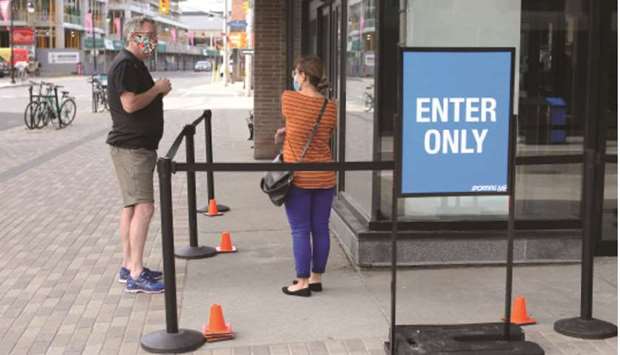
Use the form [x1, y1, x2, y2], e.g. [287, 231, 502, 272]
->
[134, 34, 156, 55]
[293, 78, 301, 91]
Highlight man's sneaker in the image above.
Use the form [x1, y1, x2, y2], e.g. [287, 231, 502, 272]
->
[125, 271, 165, 294]
[144, 267, 163, 281]
[118, 267, 162, 284]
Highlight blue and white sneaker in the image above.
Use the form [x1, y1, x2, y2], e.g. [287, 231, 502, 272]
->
[144, 267, 163, 281]
[125, 271, 165, 294]
[118, 267, 163, 284]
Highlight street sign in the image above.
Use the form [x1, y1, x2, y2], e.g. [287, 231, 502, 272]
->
[48, 52, 80, 64]
[83, 37, 105, 49]
[398, 48, 515, 196]
[159, 0, 170, 15]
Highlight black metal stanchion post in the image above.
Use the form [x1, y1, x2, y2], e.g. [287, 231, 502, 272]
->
[176, 125, 218, 259]
[197, 110, 230, 213]
[503, 115, 518, 340]
[554, 150, 617, 339]
[141, 158, 205, 353]
[389, 167, 398, 355]
[554, 0, 617, 339]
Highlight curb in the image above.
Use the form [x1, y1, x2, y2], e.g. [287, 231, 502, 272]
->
[0, 82, 30, 90]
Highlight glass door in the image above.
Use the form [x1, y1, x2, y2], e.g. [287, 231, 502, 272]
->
[317, 2, 340, 99]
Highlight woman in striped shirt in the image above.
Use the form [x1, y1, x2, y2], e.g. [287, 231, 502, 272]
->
[276, 56, 337, 297]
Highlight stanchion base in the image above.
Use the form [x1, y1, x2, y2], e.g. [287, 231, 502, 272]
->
[554, 317, 617, 339]
[175, 246, 218, 259]
[141, 329, 205, 353]
[197, 204, 231, 213]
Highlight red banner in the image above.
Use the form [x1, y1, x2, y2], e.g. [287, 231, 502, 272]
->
[12, 28, 35, 45]
[84, 12, 93, 33]
[113, 17, 122, 39]
[0, 0, 9, 22]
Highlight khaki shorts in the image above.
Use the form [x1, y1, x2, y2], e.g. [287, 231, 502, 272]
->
[110, 146, 157, 207]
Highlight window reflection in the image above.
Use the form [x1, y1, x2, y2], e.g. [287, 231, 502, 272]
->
[344, 0, 376, 218]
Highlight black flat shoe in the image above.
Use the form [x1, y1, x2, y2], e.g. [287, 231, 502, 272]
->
[292, 280, 323, 292]
[282, 286, 311, 297]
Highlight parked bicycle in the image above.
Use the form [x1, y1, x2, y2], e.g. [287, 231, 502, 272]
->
[24, 80, 52, 129]
[30, 83, 77, 129]
[364, 84, 374, 112]
[89, 74, 108, 113]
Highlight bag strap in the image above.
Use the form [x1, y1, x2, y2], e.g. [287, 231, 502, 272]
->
[296, 98, 328, 161]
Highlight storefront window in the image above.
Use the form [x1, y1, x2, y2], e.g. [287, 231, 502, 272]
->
[392, 0, 521, 219]
[380, 0, 599, 222]
[64, 29, 81, 49]
[518, 0, 589, 154]
[344, 0, 377, 219]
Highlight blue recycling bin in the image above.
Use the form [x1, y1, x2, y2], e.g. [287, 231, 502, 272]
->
[545, 97, 567, 144]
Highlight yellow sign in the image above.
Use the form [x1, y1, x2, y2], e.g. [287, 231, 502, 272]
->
[159, 0, 170, 15]
[229, 33, 247, 49]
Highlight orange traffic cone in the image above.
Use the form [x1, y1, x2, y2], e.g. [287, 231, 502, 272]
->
[202, 304, 234, 342]
[216, 231, 237, 253]
[206, 199, 223, 217]
[507, 295, 536, 325]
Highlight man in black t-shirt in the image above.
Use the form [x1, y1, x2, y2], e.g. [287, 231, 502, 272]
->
[107, 16, 171, 294]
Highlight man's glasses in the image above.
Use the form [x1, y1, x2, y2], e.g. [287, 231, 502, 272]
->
[134, 32, 158, 39]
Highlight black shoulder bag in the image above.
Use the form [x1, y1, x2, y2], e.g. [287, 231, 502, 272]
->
[260, 98, 328, 206]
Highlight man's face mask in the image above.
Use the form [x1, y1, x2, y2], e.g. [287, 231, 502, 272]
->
[133, 33, 157, 55]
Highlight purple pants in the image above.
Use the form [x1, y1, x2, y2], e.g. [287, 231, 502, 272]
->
[284, 186, 336, 278]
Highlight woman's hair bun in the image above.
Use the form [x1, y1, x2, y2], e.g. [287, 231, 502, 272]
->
[317, 77, 329, 91]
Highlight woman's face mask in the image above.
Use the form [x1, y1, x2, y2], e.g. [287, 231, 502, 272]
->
[133, 33, 157, 55]
[292, 69, 303, 91]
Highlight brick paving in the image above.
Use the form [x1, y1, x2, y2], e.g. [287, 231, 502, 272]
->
[0, 77, 616, 355]
[0, 79, 386, 355]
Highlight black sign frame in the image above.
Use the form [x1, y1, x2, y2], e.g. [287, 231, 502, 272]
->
[396, 47, 517, 198]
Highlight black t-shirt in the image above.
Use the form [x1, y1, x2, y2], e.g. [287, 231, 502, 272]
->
[106, 49, 163, 150]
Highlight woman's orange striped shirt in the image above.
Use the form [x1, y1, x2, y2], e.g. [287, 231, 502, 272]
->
[281, 90, 337, 189]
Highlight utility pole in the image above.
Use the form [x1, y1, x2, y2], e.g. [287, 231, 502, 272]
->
[92, 0, 97, 74]
[9, 0, 15, 84]
[223, 0, 228, 86]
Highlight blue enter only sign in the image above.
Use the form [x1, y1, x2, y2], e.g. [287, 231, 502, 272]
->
[400, 48, 515, 196]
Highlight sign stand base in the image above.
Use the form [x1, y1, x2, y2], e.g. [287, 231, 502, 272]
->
[384, 323, 544, 355]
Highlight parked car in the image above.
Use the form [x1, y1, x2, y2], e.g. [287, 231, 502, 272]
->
[194, 61, 212, 72]
[0, 58, 9, 78]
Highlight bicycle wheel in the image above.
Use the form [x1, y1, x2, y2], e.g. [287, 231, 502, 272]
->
[24, 102, 38, 129]
[34, 101, 51, 129]
[98, 92, 109, 111]
[59, 99, 77, 127]
[92, 92, 98, 113]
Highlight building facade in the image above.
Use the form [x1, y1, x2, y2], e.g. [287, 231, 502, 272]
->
[253, 0, 617, 265]
[0, 0, 205, 75]
[180, 10, 224, 51]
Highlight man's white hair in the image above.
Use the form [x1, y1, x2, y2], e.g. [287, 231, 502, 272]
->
[123, 16, 157, 43]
